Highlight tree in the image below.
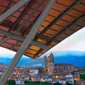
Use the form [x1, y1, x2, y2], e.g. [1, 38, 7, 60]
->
[37, 72, 44, 75]
[40, 82, 51, 85]
[54, 83, 62, 85]
[24, 81, 51, 85]
[80, 74, 85, 80]
[6, 79, 16, 85]
[24, 81, 32, 84]
[66, 82, 73, 85]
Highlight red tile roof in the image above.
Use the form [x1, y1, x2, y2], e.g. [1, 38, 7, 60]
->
[54, 63, 74, 66]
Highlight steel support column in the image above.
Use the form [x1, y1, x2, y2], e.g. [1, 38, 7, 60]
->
[0, 0, 56, 84]
[0, 0, 31, 23]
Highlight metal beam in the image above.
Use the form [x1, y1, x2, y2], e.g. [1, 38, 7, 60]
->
[47, 14, 85, 45]
[33, 49, 43, 58]
[0, 0, 56, 84]
[0, 0, 40, 49]
[11, 41, 19, 50]
[32, 41, 49, 50]
[4, 0, 13, 12]
[0, 29, 49, 50]
[10, 0, 44, 50]
[4, 0, 34, 48]
[9, 0, 34, 31]
[0, 37, 11, 44]
[4, 15, 38, 50]
[22, 15, 40, 36]
[15, 0, 46, 33]
[33, 14, 85, 58]
[56, 2, 85, 14]
[0, 0, 31, 23]
[4, 20, 28, 30]
[34, 0, 82, 41]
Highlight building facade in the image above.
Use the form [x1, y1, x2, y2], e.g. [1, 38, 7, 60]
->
[44, 53, 75, 76]
[30, 69, 39, 76]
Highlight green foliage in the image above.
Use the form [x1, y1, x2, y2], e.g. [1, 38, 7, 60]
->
[33, 81, 40, 83]
[24, 80, 51, 85]
[53, 83, 62, 85]
[66, 82, 73, 85]
[24, 81, 32, 84]
[37, 72, 44, 75]
[40, 82, 52, 85]
[80, 74, 85, 80]
[6, 79, 16, 85]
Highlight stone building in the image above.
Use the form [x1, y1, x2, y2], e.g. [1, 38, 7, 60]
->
[44, 53, 54, 76]
[44, 53, 75, 76]
[44, 53, 80, 84]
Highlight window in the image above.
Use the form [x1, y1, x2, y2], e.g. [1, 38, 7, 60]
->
[67, 70, 69, 72]
[58, 67, 60, 69]
[64, 67, 65, 69]
[70, 67, 71, 69]
[50, 59, 51, 62]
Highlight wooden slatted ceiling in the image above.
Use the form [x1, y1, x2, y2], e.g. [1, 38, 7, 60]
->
[0, 0, 85, 59]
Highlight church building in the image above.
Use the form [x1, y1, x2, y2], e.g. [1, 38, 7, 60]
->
[44, 53, 75, 76]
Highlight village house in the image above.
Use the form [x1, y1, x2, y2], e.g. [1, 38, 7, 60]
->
[41, 74, 48, 79]
[35, 67, 44, 73]
[78, 79, 85, 85]
[44, 53, 80, 84]
[31, 75, 40, 82]
[30, 68, 39, 76]
[44, 76, 52, 83]
[40, 74, 52, 83]
[59, 78, 66, 85]
[16, 79, 24, 84]
[65, 74, 74, 84]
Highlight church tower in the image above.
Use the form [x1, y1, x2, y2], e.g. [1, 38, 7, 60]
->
[44, 56, 48, 75]
[44, 55, 47, 68]
[48, 52, 54, 76]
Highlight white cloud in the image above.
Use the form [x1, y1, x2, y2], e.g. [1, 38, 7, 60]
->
[0, 47, 16, 54]
[49, 27, 85, 52]
[0, 47, 28, 58]
[32, 64, 42, 66]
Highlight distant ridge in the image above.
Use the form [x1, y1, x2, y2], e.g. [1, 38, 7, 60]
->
[0, 51, 85, 67]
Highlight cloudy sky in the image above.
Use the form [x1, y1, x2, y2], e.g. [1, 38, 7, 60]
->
[0, 27, 85, 58]
[50, 27, 85, 52]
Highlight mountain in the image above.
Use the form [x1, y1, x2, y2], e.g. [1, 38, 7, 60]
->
[47, 51, 85, 67]
[0, 51, 85, 67]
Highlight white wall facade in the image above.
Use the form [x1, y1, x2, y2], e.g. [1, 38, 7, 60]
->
[65, 74, 74, 84]
[30, 69, 38, 76]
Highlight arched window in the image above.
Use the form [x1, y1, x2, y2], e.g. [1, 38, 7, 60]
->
[58, 67, 60, 69]
[64, 67, 65, 69]
[70, 67, 71, 69]
[45, 69, 48, 72]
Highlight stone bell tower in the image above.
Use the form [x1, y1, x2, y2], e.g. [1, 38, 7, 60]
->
[44, 56, 48, 75]
[48, 52, 54, 76]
